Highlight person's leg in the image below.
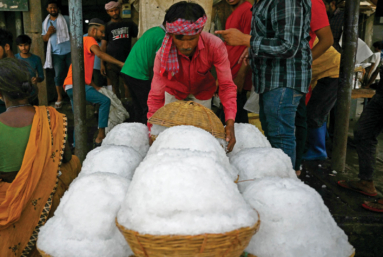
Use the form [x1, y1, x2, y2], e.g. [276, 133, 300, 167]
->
[354, 94, 383, 183]
[235, 90, 249, 123]
[106, 63, 121, 99]
[84, 85, 111, 143]
[93, 69, 106, 87]
[123, 74, 151, 124]
[52, 54, 65, 105]
[65, 88, 75, 146]
[262, 88, 303, 166]
[294, 95, 307, 174]
[259, 94, 268, 138]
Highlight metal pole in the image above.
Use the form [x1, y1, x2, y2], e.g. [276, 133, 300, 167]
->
[15, 12, 23, 36]
[69, 0, 87, 162]
[331, 0, 360, 172]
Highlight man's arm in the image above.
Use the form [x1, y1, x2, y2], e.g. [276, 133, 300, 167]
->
[217, 0, 307, 59]
[214, 40, 237, 152]
[147, 53, 166, 130]
[100, 39, 107, 75]
[312, 26, 334, 60]
[90, 44, 124, 68]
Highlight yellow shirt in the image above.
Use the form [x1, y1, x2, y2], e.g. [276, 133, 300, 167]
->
[311, 37, 341, 89]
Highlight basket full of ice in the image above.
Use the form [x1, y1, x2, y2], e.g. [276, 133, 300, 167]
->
[147, 126, 238, 181]
[228, 123, 271, 158]
[101, 123, 149, 157]
[116, 144, 260, 256]
[242, 178, 355, 257]
[37, 173, 134, 257]
[148, 100, 226, 140]
[230, 147, 297, 193]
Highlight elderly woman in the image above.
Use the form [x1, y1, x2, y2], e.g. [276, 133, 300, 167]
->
[0, 58, 81, 257]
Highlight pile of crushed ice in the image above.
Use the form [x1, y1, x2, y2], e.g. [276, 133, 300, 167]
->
[37, 123, 149, 257]
[102, 123, 149, 157]
[242, 178, 355, 257]
[230, 147, 297, 193]
[228, 123, 271, 158]
[117, 126, 258, 235]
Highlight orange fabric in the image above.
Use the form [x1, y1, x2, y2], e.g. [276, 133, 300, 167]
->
[63, 36, 99, 87]
[0, 106, 69, 257]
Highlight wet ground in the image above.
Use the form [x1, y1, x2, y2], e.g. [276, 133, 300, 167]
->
[55, 98, 383, 257]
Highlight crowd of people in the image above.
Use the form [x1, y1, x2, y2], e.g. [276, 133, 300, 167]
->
[0, 0, 383, 255]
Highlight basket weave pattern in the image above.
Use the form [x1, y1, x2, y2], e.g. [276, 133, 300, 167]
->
[116, 218, 260, 257]
[149, 101, 226, 140]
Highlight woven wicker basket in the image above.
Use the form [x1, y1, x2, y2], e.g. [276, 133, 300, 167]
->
[116, 216, 261, 257]
[148, 101, 226, 140]
[37, 247, 135, 257]
[246, 250, 355, 257]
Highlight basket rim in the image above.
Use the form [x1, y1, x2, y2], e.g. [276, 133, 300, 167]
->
[116, 211, 260, 239]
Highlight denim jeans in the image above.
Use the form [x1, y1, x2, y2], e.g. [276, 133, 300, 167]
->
[259, 88, 303, 166]
[66, 85, 111, 146]
[354, 93, 383, 181]
[294, 95, 307, 171]
[52, 53, 71, 87]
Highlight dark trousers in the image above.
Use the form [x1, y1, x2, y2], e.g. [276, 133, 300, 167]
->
[106, 63, 124, 99]
[236, 90, 249, 123]
[307, 77, 339, 128]
[354, 93, 383, 181]
[295, 95, 307, 171]
[122, 74, 151, 124]
[93, 69, 107, 87]
[52, 53, 71, 87]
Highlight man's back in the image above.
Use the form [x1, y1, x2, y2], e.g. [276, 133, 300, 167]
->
[250, 0, 312, 94]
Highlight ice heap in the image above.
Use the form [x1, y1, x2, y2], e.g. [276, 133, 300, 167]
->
[80, 145, 142, 180]
[37, 173, 134, 257]
[117, 126, 258, 236]
[243, 178, 355, 257]
[102, 123, 149, 157]
[230, 148, 297, 193]
[147, 125, 238, 180]
[37, 123, 149, 257]
[228, 123, 271, 158]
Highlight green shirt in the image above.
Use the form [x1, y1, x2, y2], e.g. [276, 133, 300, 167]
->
[0, 122, 32, 172]
[121, 26, 165, 81]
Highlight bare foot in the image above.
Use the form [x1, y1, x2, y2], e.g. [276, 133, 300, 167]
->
[296, 170, 301, 177]
[348, 180, 377, 195]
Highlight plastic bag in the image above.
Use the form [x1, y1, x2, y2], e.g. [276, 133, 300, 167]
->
[244, 87, 260, 114]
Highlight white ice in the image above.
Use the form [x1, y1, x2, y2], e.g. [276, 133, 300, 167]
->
[117, 154, 258, 236]
[80, 145, 143, 180]
[228, 123, 271, 158]
[242, 178, 355, 257]
[147, 126, 238, 181]
[102, 123, 149, 157]
[37, 173, 133, 257]
[230, 147, 297, 193]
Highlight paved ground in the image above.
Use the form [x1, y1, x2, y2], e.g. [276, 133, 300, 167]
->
[56, 98, 383, 257]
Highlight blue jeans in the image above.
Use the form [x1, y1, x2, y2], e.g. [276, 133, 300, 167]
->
[53, 53, 71, 87]
[259, 88, 303, 166]
[66, 85, 111, 146]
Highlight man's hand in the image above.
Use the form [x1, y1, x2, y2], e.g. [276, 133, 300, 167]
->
[100, 63, 106, 76]
[47, 25, 56, 35]
[239, 47, 250, 66]
[215, 28, 251, 47]
[225, 119, 236, 153]
[31, 77, 38, 84]
[118, 61, 124, 68]
[234, 74, 245, 93]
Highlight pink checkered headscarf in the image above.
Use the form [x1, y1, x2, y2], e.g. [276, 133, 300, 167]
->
[160, 15, 207, 79]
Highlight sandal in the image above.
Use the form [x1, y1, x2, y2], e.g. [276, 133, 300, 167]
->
[337, 180, 378, 196]
[93, 141, 102, 149]
[362, 199, 383, 213]
[55, 101, 63, 109]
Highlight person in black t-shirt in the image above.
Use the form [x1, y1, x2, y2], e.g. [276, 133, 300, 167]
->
[101, 0, 138, 100]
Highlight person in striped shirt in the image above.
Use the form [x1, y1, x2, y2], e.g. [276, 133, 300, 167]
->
[216, 0, 312, 167]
